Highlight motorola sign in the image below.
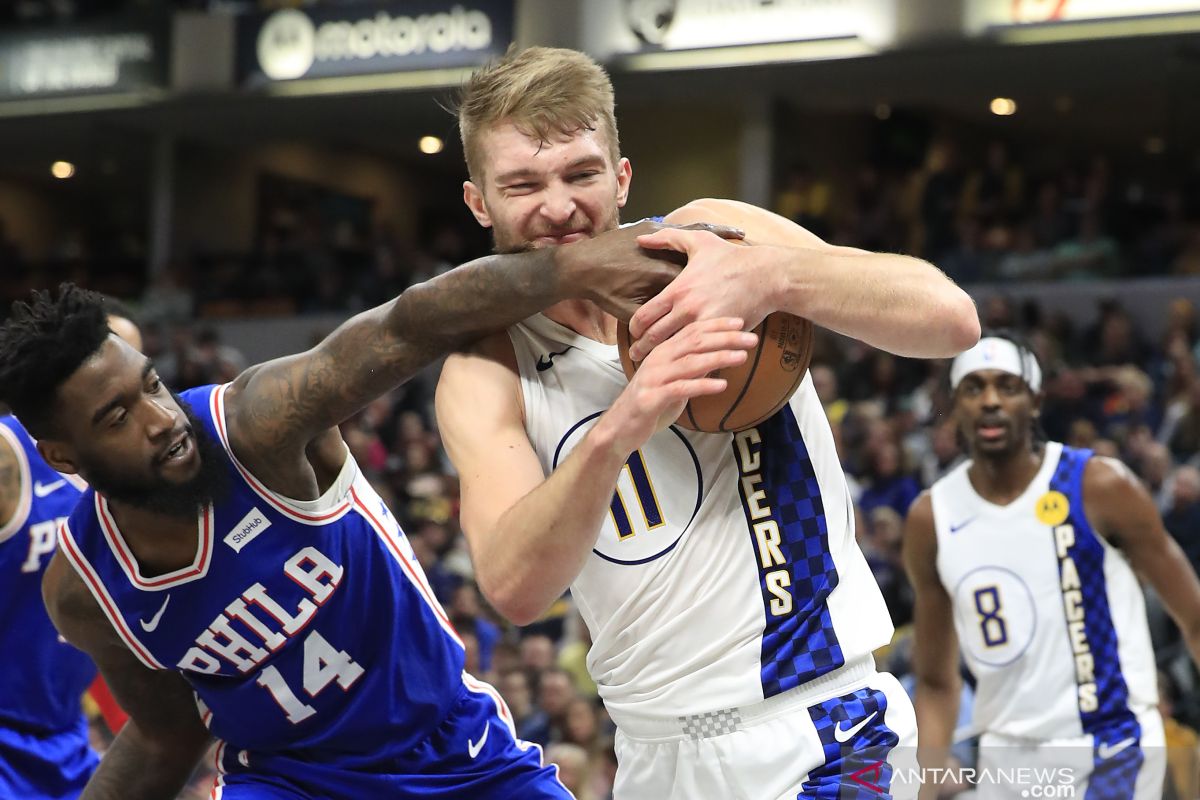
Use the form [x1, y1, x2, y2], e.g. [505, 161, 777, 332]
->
[257, 9, 315, 81]
[240, 1, 514, 86]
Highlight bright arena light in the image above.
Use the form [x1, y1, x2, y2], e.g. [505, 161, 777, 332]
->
[50, 160, 76, 179]
[419, 136, 444, 155]
[990, 97, 1017, 116]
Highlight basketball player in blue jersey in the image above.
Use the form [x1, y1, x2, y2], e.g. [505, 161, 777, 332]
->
[905, 333, 1200, 799]
[437, 46, 979, 799]
[0, 232, 730, 800]
[0, 302, 140, 800]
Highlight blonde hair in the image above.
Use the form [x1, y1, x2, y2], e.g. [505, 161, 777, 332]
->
[457, 46, 620, 182]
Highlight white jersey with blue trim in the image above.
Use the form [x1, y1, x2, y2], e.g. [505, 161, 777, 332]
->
[57, 384, 469, 763]
[930, 442, 1158, 740]
[508, 314, 892, 720]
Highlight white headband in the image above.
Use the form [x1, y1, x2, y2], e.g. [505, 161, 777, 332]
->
[950, 337, 1042, 392]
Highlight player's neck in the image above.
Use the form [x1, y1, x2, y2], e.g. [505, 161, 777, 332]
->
[544, 300, 617, 344]
[105, 499, 205, 577]
[967, 444, 1045, 506]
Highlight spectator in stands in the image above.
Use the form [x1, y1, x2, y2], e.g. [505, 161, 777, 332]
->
[859, 439, 921, 518]
[499, 669, 551, 746]
[537, 667, 579, 745]
[1165, 466, 1200, 577]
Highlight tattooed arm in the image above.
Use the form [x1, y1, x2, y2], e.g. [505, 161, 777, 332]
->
[0, 434, 21, 532]
[223, 221, 727, 497]
[43, 554, 212, 800]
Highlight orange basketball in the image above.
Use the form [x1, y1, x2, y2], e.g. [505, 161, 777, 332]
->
[617, 310, 814, 433]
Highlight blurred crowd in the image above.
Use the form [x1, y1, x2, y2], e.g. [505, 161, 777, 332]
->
[3, 132, 1198, 319]
[64, 284, 1200, 798]
[778, 139, 1197, 283]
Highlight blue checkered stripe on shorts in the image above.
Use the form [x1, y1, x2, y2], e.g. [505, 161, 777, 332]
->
[802, 686, 899, 799]
[1085, 714, 1144, 800]
[1050, 447, 1144, 800]
[737, 406, 845, 699]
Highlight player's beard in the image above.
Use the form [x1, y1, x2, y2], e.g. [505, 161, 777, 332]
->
[85, 396, 229, 519]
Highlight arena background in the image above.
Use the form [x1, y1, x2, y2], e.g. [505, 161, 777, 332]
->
[2, 0, 1200, 796]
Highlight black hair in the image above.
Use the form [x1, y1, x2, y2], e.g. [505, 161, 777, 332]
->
[100, 294, 140, 328]
[0, 284, 112, 439]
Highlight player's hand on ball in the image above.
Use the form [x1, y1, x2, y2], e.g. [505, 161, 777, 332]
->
[559, 220, 744, 322]
[628, 228, 776, 361]
[608, 317, 758, 452]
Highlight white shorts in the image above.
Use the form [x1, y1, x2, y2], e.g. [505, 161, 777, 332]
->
[976, 710, 1165, 800]
[609, 658, 918, 800]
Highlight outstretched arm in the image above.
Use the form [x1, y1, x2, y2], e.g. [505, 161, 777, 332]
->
[225, 221, 738, 472]
[628, 198, 980, 360]
[1086, 457, 1200, 669]
[903, 493, 962, 799]
[43, 554, 212, 800]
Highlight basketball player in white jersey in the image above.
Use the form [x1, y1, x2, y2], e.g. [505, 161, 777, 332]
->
[437, 47, 980, 798]
[905, 333, 1200, 799]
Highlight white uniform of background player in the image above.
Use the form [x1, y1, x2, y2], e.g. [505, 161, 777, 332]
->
[907, 337, 1200, 799]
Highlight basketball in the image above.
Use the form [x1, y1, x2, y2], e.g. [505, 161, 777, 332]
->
[617, 309, 814, 433]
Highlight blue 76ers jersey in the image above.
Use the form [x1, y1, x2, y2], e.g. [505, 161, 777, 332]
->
[0, 415, 94, 734]
[58, 385, 466, 762]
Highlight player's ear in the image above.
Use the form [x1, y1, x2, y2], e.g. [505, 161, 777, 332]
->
[463, 181, 493, 228]
[37, 440, 78, 475]
[615, 158, 632, 208]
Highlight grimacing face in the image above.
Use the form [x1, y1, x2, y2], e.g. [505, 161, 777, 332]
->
[953, 368, 1041, 459]
[38, 335, 225, 518]
[463, 121, 631, 253]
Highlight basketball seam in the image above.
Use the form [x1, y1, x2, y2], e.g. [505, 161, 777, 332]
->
[737, 320, 813, 429]
[719, 321, 767, 432]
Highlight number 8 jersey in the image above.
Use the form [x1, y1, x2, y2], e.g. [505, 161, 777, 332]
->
[59, 384, 466, 760]
[930, 442, 1158, 740]
[508, 314, 893, 722]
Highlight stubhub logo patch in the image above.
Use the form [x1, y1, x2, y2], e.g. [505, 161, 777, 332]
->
[225, 508, 271, 553]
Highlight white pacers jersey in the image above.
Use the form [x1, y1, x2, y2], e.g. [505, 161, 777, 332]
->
[508, 314, 892, 720]
[930, 442, 1158, 741]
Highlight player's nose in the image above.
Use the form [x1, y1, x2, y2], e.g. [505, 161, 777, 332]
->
[541, 184, 577, 226]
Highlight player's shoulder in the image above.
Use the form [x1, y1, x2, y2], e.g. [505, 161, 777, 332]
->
[41, 550, 104, 644]
[1080, 452, 1141, 502]
[0, 418, 24, 529]
[663, 198, 747, 226]
[440, 332, 519, 389]
[905, 489, 935, 529]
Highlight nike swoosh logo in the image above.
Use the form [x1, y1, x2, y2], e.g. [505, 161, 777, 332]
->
[833, 711, 877, 744]
[949, 517, 976, 534]
[33, 479, 67, 498]
[535, 347, 573, 372]
[467, 721, 489, 759]
[139, 594, 171, 632]
[1097, 737, 1136, 760]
